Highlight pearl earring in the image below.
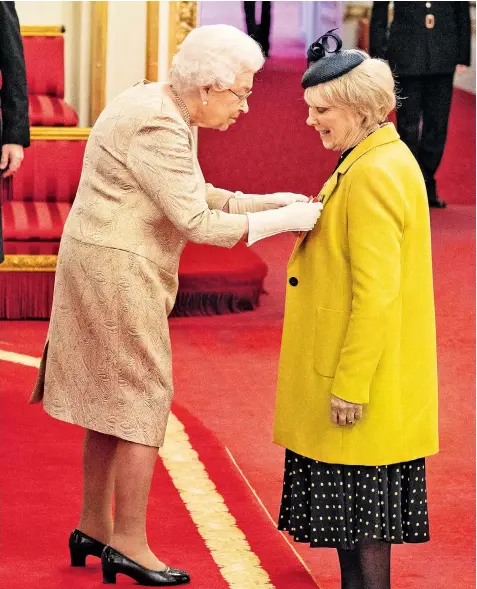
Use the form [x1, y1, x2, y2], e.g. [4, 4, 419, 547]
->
[203, 100, 208, 106]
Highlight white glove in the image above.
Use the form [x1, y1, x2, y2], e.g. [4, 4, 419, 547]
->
[246, 201, 323, 246]
[229, 191, 309, 214]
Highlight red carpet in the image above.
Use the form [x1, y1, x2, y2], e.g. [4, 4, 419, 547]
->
[172, 403, 319, 588]
[0, 363, 227, 589]
[199, 59, 475, 206]
[168, 207, 476, 589]
[1, 24, 475, 587]
[1, 203, 475, 589]
[0, 359, 318, 589]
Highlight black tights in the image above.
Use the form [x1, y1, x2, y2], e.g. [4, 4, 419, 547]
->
[337, 540, 391, 589]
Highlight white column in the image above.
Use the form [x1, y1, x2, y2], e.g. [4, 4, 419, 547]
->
[105, 1, 147, 104]
[158, 1, 171, 81]
[16, 1, 64, 25]
[65, 1, 92, 127]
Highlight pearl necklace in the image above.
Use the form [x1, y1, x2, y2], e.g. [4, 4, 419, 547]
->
[171, 85, 191, 128]
[361, 123, 383, 142]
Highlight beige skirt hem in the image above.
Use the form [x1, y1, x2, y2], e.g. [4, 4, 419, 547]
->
[40, 401, 165, 448]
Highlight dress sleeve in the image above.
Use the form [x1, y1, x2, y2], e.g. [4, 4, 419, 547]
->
[0, 1, 30, 147]
[205, 183, 237, 211]
[206, 184, 290, 214]
[126, 115, 247, 248]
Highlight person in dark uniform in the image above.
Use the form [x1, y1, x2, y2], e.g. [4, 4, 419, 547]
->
[369, 1, 471, 208]
[0, 1, 30, 263]
[244, 1, 271, 58]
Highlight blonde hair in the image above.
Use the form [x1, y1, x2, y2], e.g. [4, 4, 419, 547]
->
[304, 55, 396, 130]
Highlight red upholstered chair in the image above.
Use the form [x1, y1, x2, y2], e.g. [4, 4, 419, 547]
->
[0, 129, 88, 318]
[2, 130, 88, 257]
[0, 128, 268, 319]
[1, 29, 268, 318]
[22, 30, 79, 126]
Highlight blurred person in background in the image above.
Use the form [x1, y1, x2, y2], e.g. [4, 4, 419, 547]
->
[370, 1, 471, 208]
[244, 1, 272, 57]
[0, 1, 30, 263]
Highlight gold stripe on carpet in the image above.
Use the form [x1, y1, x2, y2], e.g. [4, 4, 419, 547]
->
[161, 414, 275, 589]
[225, 448, 322, 588]
[0, 349, 276, 589]
[0, 350, 41, 368]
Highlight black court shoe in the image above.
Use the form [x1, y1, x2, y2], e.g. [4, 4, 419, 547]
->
[69, 529, 107, 566]
[101, 545, 190, 586]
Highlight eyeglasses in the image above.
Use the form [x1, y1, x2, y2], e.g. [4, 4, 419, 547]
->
[228, 89, 252, 104]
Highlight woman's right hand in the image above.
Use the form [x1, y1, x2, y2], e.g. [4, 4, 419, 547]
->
[245, 201, 323, 245]
[330, 395, 363, 426]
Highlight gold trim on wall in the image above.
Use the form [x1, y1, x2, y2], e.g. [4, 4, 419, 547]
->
[0, 255, 57, 272]
[30, 127, 91, 141]
[343, 4, 371, 22]
[146, 1, 160, 82]
[90, 1, 108, 125]
[20, 25, 65, 37]
[168, 1, 198, 68]
[343, 2, 396, 22]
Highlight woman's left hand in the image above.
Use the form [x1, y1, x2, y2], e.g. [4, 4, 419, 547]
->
[330, 395, 363, 426]
[271, 192, 310, 205]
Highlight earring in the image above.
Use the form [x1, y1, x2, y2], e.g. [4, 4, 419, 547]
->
[202, 100, 208, 106]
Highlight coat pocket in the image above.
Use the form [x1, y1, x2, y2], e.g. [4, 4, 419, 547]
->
[313, 307, 348, 378]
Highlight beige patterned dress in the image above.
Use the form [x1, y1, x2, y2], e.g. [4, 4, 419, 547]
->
[29, 81, 248, 447]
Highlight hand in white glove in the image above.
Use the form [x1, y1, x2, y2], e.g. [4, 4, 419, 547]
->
[230, 191, 309, 214]
[246, 201, 323, 246]
[262, 192, 310, 205]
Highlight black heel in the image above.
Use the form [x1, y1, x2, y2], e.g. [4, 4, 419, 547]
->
[69, 529, 107, 567]
[102, 546, 190, 586]
[70, 549, 87, 567]
[102, 568, 117, 584]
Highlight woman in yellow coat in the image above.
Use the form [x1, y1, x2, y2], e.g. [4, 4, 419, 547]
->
[274, 31, 438, 589]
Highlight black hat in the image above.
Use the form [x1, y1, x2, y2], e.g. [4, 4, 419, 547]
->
[302, 29, 366, 89]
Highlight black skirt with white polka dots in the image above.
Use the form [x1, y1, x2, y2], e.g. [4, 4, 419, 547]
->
[278, 449, 430, 550]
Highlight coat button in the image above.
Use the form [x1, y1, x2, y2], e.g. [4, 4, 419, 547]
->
[289, 277, 298, 287]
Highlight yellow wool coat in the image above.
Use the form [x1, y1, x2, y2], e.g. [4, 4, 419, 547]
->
[274, 124, 439, 466]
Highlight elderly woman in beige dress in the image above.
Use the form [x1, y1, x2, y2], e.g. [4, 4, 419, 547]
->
[29, 24, 322, 587]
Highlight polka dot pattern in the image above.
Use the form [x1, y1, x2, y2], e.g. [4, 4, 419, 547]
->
[278, 450, 430, 550]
